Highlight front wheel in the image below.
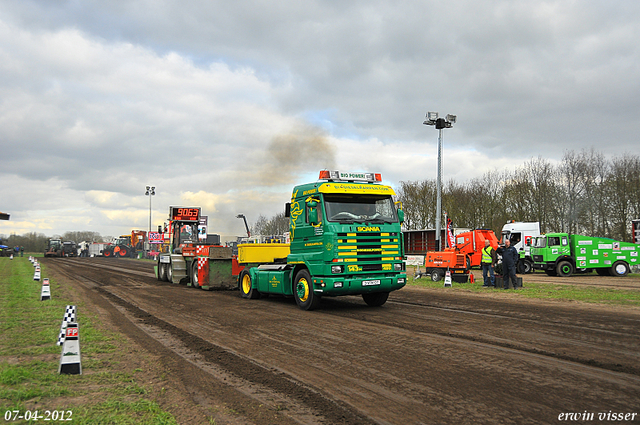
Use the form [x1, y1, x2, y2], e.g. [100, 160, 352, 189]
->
[239, 269, 260, 299]
[556, 260, 574, 277]
[191, 262, 200, 288]
[518, 259, 533, 274]
[362, 292, 389, 307]
[611, 261, 629, 277]
[293, 269, 320, 310]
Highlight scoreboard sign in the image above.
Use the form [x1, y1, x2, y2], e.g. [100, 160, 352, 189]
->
[170, 207, 200, 222]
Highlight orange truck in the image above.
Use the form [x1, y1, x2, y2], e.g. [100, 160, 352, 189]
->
[423, 229, 499, 282]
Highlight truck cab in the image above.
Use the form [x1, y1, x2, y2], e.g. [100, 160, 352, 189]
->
[240, 170, 407, 310]
[500, 221, 540, 273]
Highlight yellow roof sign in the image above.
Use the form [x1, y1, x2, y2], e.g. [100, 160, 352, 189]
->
[318, 183, 396, 196]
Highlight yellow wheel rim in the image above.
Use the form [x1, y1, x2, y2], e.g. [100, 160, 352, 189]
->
[242, 274, 251, 294]
[297, 278, 309, 302]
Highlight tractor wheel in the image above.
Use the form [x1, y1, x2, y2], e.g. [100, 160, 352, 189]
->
[430, 269, 444, 282]
[191, 262, 200, 288]
[611, 261, 629, 277]
[293, 269, 320, 310]
[556, 260, 574, 277]
[117, 246, 129, 258]
[103, 250, 112, 258]
[362, 292, 389, 307]
[239, 269, 260, 299]
[157, 261, 166, 281]
[167, 261, 173, 282]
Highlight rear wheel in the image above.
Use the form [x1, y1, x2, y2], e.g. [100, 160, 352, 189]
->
[239, 269, 260, 299]
[117, 246, 129, 258]
[362, 292, 389, 307]
[430, 269, 444, 282]
[167, 261, 173, 282]
[611, 261, 629, 277]
[556, 260, 574, 277]
[293, 269, 320, 310]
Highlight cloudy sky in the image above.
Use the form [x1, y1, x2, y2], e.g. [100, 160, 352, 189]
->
[1, 0, 639, 241]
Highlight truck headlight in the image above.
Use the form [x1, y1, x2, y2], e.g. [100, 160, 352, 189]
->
[331, 265, 344, 274]
[334, 282, 343, 288]
[398, 278, 406, 284]
[394, 263, 403, 271]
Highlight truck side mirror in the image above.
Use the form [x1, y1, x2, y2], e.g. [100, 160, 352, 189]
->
[284, 203, 291, 218]
[395, 201, 404, 224]
[307, 200, 318, 226]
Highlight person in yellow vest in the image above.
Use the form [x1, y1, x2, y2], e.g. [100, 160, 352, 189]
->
[481, 239, 497, 287]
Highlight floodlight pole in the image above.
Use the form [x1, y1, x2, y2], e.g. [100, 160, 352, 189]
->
[435, 128, 443, 251]
[145, 185, 156, 237]
[423, 113, 456, 251]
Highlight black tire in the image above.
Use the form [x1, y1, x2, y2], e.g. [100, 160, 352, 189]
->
[167, 261, 173, 282]
[466, 256, 471, 270]
[362, 292, 389, 307]
[430, 269, 444, 282]
[239, 269, 260, 299]
[157, 260, 165, 281]
[293, 269, 320, 310]
[116, 246, 129, 258]
[556, 260, 574, 277]
[517, 259, 533, 274]
[191, 262, 200, 288]
[611, 261, 629, 277]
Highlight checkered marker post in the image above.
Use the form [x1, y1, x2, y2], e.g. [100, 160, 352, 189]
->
[59, 323, 82, 375]
[56, 306, 77, 346]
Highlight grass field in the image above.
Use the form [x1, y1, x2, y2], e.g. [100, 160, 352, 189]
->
[407, 272, 640, 307]
[0, 257, 178, 425]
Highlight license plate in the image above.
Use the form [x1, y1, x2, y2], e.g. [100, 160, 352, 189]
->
[362, 279, 381, 286]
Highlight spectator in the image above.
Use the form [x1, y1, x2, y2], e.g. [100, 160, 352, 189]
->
[481, 240, 497, 287]
[497, 239, 519, 289]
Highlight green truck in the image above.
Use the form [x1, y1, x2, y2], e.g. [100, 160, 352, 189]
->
[239, 170, 407, 310]
[531, 233, 639, 277]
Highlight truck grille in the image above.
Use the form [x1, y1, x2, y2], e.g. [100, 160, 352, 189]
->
[533, 255, 543, 263]
[336, 232, 400, 265]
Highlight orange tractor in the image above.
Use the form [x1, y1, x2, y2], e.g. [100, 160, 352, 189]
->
[103, 230, 147, 258]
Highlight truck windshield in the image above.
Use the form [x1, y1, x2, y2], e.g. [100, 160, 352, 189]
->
[324, 194, 398, 224]
[534, 237, 546, 248]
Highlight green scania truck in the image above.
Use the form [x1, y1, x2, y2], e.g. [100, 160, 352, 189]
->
[531, 232, 639, 277]
[238, 170, 407, 310]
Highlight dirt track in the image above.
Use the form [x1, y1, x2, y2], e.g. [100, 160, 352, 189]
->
[42, 258, 640, 424]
